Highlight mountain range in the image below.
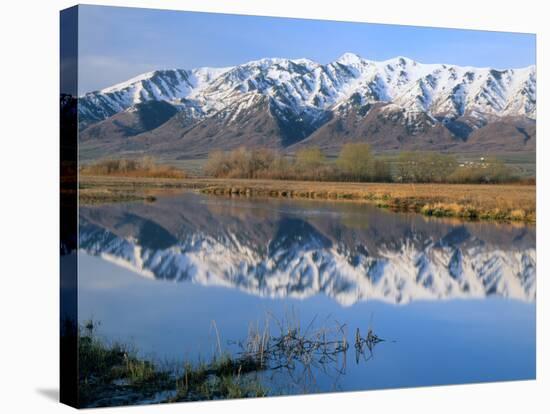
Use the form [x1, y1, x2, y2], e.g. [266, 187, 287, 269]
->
[79, 193, 536, 305]
[78, 53, 536, 159]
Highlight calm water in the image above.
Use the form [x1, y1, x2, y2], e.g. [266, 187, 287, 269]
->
[78, 192, 536, 394]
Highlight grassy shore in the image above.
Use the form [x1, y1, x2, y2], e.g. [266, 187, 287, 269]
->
[77, 321, 266, 407]
[75, 313, 370, 407]
[79, 175, 536, 222]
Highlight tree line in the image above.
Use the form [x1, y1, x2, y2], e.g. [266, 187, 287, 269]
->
[203, 144, 516, 184]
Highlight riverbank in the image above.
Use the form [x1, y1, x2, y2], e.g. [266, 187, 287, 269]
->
[77, 320, 266, 408]
[79, 175, 536, 222]
[75, 313, 366, 407]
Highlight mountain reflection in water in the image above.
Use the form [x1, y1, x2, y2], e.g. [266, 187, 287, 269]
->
[78, 192, 535, 305]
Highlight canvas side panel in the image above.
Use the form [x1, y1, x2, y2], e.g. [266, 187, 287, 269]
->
[60, 5, 79, 408]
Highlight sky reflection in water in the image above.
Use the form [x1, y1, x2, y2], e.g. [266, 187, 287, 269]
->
[78, 192, 536, 393]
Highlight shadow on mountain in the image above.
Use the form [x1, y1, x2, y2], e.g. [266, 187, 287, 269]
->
[79, 192, 536, 305]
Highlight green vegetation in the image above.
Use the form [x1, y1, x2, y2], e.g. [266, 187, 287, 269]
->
[77, 144, 534, 221]
[77, 320, 266, 407]
[203, 145, 518, 184]
[75, 312, 386, 407]
[168, 356, 266, 402]
[295, 146, 326, 174]
[81, 157, 188, 179]
[78, 320, 173, 407]
[447, 158, 514, 183]
[337, 143, 392, 181]
[396, 151, 457, 183]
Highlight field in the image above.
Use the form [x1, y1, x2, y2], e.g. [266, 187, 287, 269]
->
[79, 175, 536, 222]
[372, 151, 536, 178]
[79, 150, 536, 179]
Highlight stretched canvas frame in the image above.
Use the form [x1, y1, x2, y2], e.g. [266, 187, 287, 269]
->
[60, 4, 536, 409]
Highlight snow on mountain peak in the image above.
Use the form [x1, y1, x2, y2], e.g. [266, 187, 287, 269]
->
[78, 54, 536, 130]
[336, 52, 364, 65]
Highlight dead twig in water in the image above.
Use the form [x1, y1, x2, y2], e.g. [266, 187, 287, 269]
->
[232, 310, 386, 393]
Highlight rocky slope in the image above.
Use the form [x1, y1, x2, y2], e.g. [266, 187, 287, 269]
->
[79, 54, 536, 157]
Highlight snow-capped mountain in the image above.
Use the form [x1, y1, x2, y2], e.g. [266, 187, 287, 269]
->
[78, 194, 536, 306]
[78, 53, 536, 156]
[79, 67, 230, 128]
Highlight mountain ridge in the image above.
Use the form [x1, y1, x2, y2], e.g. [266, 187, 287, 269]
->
[78, 53, 536, 158]
[79, 200, 536, 306]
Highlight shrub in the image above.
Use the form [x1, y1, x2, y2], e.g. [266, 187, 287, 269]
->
[336, 143, 373, 181]
[81, 157, 187, 179]
[370, 159, 392, 182]
[204, 148, 280, 179]
[203, 150, 230, 178]
[295, 147, 326, 176]
[202, 147, 521, 185]
[448, 158, 514, 184]
[396, 152, 457, 183]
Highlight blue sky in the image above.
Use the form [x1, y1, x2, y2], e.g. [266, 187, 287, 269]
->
[78, 5, 536, 94]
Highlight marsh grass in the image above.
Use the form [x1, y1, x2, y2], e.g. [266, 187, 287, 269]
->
[199, 179, 536, 222]
[75, 312, 389, 406]
[79, 174, 535, 222]
[170, 355, 267, 402]
[77, 320, 173, 407]
[77, 320, 267, 407]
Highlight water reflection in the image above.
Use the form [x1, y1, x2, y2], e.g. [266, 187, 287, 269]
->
[79, 192, 536, 305]
[77, 191, 536, 393]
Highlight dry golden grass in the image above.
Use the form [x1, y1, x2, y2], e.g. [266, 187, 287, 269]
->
[79, 176, 536, 222]
[81, 157, 188, 179]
